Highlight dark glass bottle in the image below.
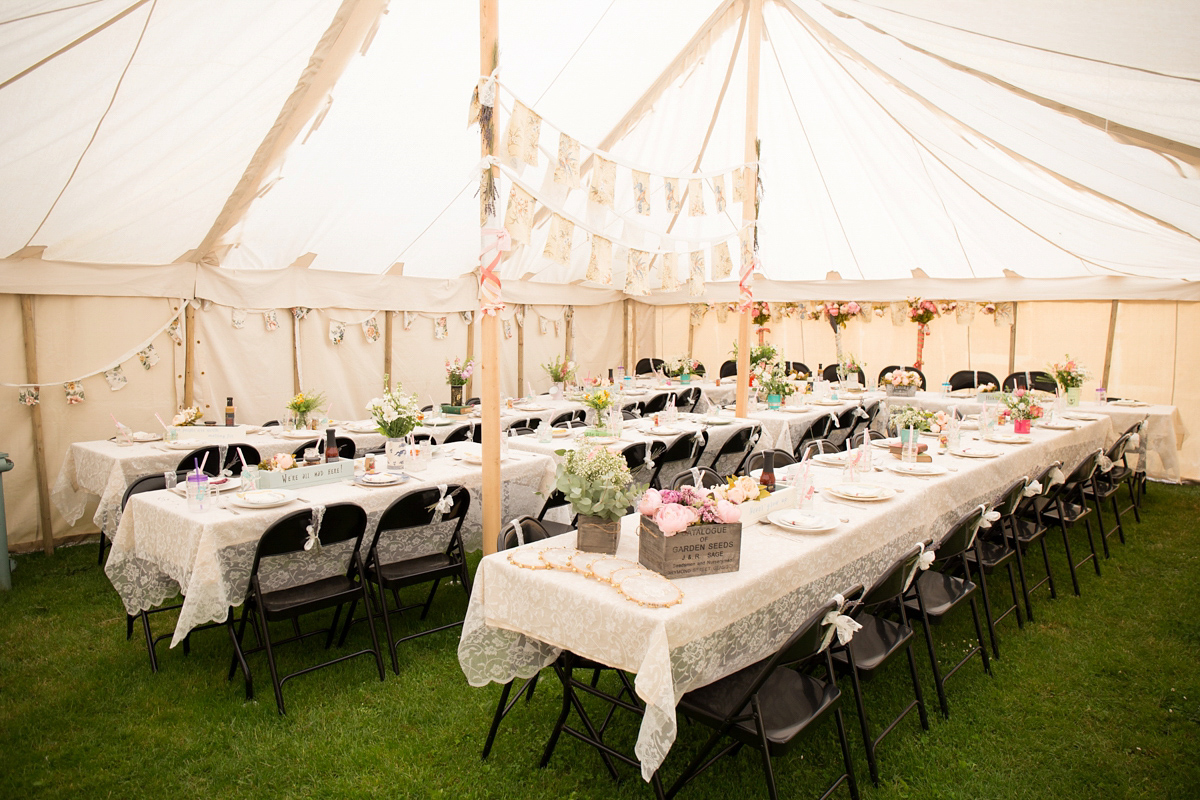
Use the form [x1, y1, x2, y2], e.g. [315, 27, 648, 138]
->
[324, 428, 339, 462]
[760, 450, 776, 492]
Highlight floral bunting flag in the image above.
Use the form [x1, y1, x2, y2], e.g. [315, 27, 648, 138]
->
[632, 170, 651, 216]
[543, 214, 574, 267]
[689, 303, 707, 327]
[661, 252, 680, 291]
[688, 251, 706, 297]
[625, 249, 650, 296]
[434, 316, 448, 339]
[890, 302, 908, 326]
[264, 310, 280, 331]
[553, 320, 561, 336]
[166, 319, 182, 346]
[502, 319, 513, 339]
[688, 179, 705, 217]
[553, 133, 581, 189]
[18, 387, 38, 406]
[994, 302, 1015, 326]
[712, 242, 733, 280]
[504, 100, 541, 167]
[664, 177, 681, 214]
[589, 157, 615, 208]
[504, 184, 534, 246]
[137, 344, 159, 370]
[461, 310, 474, 325]
[362, 317, 380, 342]
[538, 316, 549, 335]
[712, 174, 727, 213]
[715, 304, 730, 324]
[403, 311, 415, 331]
[738, 226, 754, 271]
[956, 301, 974, 324]
[64, 381, 85, 405]
[231, 308, 247, 329]
[329, 319, 345, 345]
[732, 167, 746, 202]
[586, 235, 613, 284]
[104, 365, 127, 391]
[291, 307, 310, 321]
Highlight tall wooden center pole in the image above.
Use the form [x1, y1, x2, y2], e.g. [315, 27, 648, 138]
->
[480, 0, 501, 555]
[735, 0, 761, 417]
[20, 296, 54, 555]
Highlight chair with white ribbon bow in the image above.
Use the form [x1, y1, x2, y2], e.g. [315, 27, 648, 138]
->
[902, 506, 992, 719]
[659, 593, 861, 800]
[831, 550, 931, 785]
[339, 484, 471, 674]
[966, 480, 1029, 657]
[705, 423, 761, 478]
[1011, 462, 1062, 605]
[1084, 430, 1141, 550]
[649, 430, 707, 489]
[1028, 450, 1105, 597]
[670, 465, 724, 490]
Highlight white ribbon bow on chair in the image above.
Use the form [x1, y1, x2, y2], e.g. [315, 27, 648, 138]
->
[854, 405, 870, 420]
[1098, 454, 1115, 473]
[978, 508, 1002, 529]
[1023, 480, 1043, 497]
[819, 593, 862, 652]
[917, 544, 937, 571]
[504, 517, 525, 547]
[688, 467, 703, 487]
[828, 412, 841, 429]
[1048, 467, 1066, 488]
[427, 484, 456, 523]
[304, 505, 326, 552]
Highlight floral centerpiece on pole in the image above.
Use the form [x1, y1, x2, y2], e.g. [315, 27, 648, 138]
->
[751, 301, 771, 345]
[1001, 388, 1044, 433]
[172, 406, 203, 426]
[554, 441, 645, 554]
[1049, 355, 1090, 406]
[882, 369, 922, 396]
[286, 390, 326, 430]
[808, 301, 861, 365]
[542, 355, 576, 391]
[752, 360, 796, 409]
[367, 375, 420, 467]
[445, 357, 474, 407]
[906, 297, 940, 371]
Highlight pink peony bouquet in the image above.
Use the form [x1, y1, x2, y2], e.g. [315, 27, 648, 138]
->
[1002, 387, 1044, 421]
[907, 297, 940, 326]
[808, 301, 862, 330]
[260, 452, 297, 472]
[638, 476, 765, 536]
[883, 369, 922, 387]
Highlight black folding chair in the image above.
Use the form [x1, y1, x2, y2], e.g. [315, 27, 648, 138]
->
[636, 358, 665, 375]
[674, 386, 702, 412]
[786, 361, 810, 376]
[659, 595, 861, 800]
[1031, 451, 1104, 596]
[848, 429, 886, 449]
[290, 436, 355, 459]
[671, 466, 725, 490]
[649, 431, 706, 489]
[550, 410, 585, 427]
[1085, 431, 1139, 551]
[743, 449, 796, 475]
[618, 440, 666, 487]
[440, 424, 474, 444]
[947, 370, 1000, 391]
[792, 417, 833, 461]
[822, 364, 864, 384]
[719, 359, 738, 378]
[826, 406, 864, 450]
[877, 366, 926, 390]
[832, 550, 929, 785]
[226, 504, 384, 714]
[965, 479, 1027, 657]
[1011, 461, 1062, 610]
[706, 424, 760, 477]
[902, 506, 991, 718]
[798, 439, 840, 461]
[174, 443, 260, 476]
[1001, 370, 1057, 393]
[643, 391, 676, 416]
[341, 485, 472, 674]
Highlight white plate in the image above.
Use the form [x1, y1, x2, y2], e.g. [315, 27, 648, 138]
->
[229, 490, 292, 509]
[278, 429, 320, 440]
[423, 418, 458, 426]
[1038, 421, 1081, 430]
[812, 452, 850, 467]
[886, 462, 948, 476]
[767, 509, 838, 533]
[342, 423, 378, 434]
[162, 439, 207, 450]
[130, 431, 161, 442]
[357, 473, 405, 486]
[780, 406, 810, 413]
[872, 438, 902, 448]
[985, 433, 1033, 445]
[647, 427, 682, 436]
[552, 428, 573, 437]
[950, 446, 1001, 458]
[824, 483, 895, 502]
[461, 452, 510, 465]
[514, 404, 549, 412]
[582, 436, 619, 446]
[701, 417, 733, 425]
[1063, 412, 1101, 421]
[1111, 399, 1149, 407]
[813, 399, 843, 406]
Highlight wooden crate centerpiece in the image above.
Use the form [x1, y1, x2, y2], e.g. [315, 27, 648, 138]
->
[255, 459, 354, 490]
[637, 516, 742, 579]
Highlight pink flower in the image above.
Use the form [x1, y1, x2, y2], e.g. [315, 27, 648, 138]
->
[1031, 405, 1044, 418]
[715, 499, 741, 524]
[1014, 388, 1026, 397]
[638, 489, 663, 516]
[827, 305, 839, 317]
[845, 301, 861, 314]
[725, 486, 747, 504]
[655, 503, 695, 535]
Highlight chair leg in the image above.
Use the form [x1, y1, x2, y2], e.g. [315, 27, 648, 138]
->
[419, 578, 442, 621]
[325, 603, 346, 649]
[1006, 563, 1024, 630]
[255, 606, 286, 715]
[1058, 516, 1083, 596]
[140, 611, 160, 673]
[968, 596, 992, 676]
[358, 581, 386, 682]
[1038, 536, 1058, 600]
[539, 665, 574, 769]
[845, 651, 878, 785]
[1128, 478, 1141, 523]
[375, 581, 399, 675]
[1092, 486, 1112, 559]
[973, 550, 1000, 659]
[1111, 493, 1126, 544]
[225, 610, 253, 700]
[751, 696, 779, 800]
[1082, 516, 1102, 577]
[905, 643, 930, 731]
[126, 613, 135, 641]
[482, 680, 515, 760]
[97, 532, 108, 566]
[1009, 523, 1035, 622]
[833, 705, 861, 800]
[915, 590, 949, 719]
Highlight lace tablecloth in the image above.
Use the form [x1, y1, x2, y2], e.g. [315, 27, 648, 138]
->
[106, 443, 553, 646]
[748, 398, 875, 453]
[882, 392, 1187, 482]
[458, 418, 1112, 781]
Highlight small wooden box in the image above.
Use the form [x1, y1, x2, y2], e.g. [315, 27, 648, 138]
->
[638, 516, 742, 579]
[255, 459, 354, 490]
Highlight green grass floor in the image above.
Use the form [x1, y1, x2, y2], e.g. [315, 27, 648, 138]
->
[2, 485, 1199, 799]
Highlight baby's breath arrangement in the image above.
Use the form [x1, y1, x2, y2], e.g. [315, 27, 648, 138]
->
[553, 442, 646, 521]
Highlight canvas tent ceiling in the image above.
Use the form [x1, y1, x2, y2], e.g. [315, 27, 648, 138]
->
[1, 0, 1198, 302]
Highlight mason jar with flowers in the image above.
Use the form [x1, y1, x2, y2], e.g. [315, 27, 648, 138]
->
[888, 405, 936, 443]
[553, 442, 645, 554]
[1049, 355, 1090, 407]
[542, 355, 577, 395]
[753, 360, 795, 410]
[1002, 388, 1043, 433]
[837, 354, 865, 386]
[366, 374, 420, 468]
[444, 357, 473, 408]
[664, 356, 701, 383]
[580, 388, 615, 431]
[286, 389, 326, 430]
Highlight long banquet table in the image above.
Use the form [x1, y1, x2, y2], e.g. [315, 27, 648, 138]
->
[106, 440, 553, 647]
[458, 416, 1113, 781]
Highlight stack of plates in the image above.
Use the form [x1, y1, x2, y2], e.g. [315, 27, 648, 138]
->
[767, 510, 838, 533]
[949, 446, 1000, 458]
[886, 461, 947, 476]
[1111, 399, 1149, 407]
[229, 490, 292, 509]
[356, 472, 405, 487]
[823, 483, 895, 502]
[985, 433, 1033, 445]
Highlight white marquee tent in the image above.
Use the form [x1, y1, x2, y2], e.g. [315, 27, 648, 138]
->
[1, 0, 1198, 551]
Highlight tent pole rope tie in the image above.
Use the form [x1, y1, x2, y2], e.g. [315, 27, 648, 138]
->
[738, 256, 758, 311]
[480, 225, 510, 315]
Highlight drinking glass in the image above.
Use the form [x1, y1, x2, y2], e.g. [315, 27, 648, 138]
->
[163, 471, 178, 491]
[242, 465, 259, 491]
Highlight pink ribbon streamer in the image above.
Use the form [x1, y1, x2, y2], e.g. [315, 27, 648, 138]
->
[738, 255, 758, 312]
[479, 226, 511, 315]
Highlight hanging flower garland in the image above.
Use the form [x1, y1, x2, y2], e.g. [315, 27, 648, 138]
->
[750, 301, 771, 345]
[906, 297, 940, 371]
[807, 301, 862, 365]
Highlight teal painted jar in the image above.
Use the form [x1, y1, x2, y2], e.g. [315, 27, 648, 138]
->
[767, 394, 782, 410]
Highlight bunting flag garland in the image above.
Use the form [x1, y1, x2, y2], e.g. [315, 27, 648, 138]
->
[18, 387, 38, 406]
[291, 307, 310, 321]
[994, 302, 1015, 326]
[715, 304, 730, 324]
[538, 316, 549, 335]
[689, 303, 707, 327]
[632, 170, 651, 215]
[504, 184, 534, 246]
[504, 100, 541, 167]
[231, 308, 246, 329]
[137, 344, 159, 370]
[166, 319, 182, 346]
[586, 235, 613, 284]
[712, 174, 727, 213]
[362, 317, 380, 342]
[543, 214, 574, 266]
[688, 178, 705, 217]
[553, 133, 581, 188]
[264, 310, 279, 331]
[403, 311, 415, 330]
[890, 302, 908, 326]
[732, 167, 746, 202]
[956, 301, 974, 324]
[589, 156, 615, 208]
[461, 310, 474, 325]
[64, 381, 85, 405]
[104, 365, 127, 391]
[434, 316, 448, 339]
[553, 320, 561, 336]
[502, 319, 513, 339]
[625, 249, 650, 295]
[712, 242, 733, 280]
[688, 251, 706, 296]
[329, 319, 345, 345]
[661, 252, 680, 291]
[664, 177, 681, 214]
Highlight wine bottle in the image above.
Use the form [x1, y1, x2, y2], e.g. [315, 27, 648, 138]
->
[225, 396, 235, 426]
[760, 450, 776, 492]
[324, 428, 340, 462]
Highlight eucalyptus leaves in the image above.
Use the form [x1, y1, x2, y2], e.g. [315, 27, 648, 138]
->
[553, 442, 646, 522]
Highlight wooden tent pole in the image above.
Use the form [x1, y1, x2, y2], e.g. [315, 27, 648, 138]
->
[735, 0, 762, 418]
[465, 312, 475, 400]
[479, 0, 501, 555]
[516, 308, 525, 396]
[19, 296, 54, 555]
[383, 310, 394, 380]
[564, 306, 574, 364]
[183, 303, 196, 407]
[1101, 300, 1119, 389]
[1008, 303, 1018, 376]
